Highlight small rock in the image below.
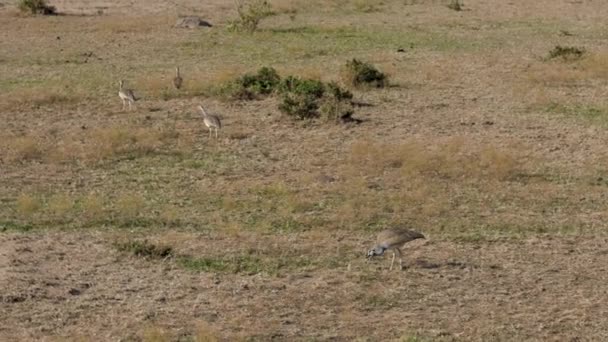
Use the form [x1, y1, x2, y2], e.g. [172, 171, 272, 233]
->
[68, 288, 81, 296]
[174, 16, 213, 29]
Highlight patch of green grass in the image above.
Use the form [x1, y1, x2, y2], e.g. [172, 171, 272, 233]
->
[179, 253, 317, 275]
[544, 103, 608, 125]
[0, 221, 34, 232]
[547, 45, 585, 61]
[114, 240, 174, 259]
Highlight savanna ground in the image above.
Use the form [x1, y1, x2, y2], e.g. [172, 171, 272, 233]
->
[2, 0, 608, 340]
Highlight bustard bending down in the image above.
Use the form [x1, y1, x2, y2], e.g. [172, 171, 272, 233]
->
[173, 67, 183, 90]
[198, 105, 221, 139]
[118, 80, 137, 111]
[367, 228, 425, 270]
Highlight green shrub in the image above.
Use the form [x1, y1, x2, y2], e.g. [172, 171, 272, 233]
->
[319, 82, 355, 122]
[278, 76, 326, 119]
[278, 77, 354, 121]
[228, 0, 274, 33]
[547, 45, 585, 61]
[114, 240, 173, 259]
[18, 0, 56, 15]
[216, 66, 280, 100]
[342, 59, 387, 88]
[447, 0, 463, 11]
[238, 66, 281, 95]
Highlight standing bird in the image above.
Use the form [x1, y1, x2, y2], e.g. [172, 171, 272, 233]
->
[198, 105, 221, 139]
[367, 228, 425, 271]
[173, 67, 183, 90]
[118, 80, 137, 111]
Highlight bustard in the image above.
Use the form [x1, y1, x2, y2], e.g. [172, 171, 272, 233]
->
[367, 228, 425, 270]
[173, 67, 183, 90]
[118, 80, 137, 111]
[198, 105, 221, 139]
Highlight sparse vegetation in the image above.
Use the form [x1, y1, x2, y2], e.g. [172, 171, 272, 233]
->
[216, 66, 281, 100]
[4, 0, 608, 340]
[341, 59, 388, 88]
[277, 76, 355, 121]
[18, 0, 56, 15]
[227, 0, 274, 33]
[547, 45, 586, 61]
[447, 0, 463, 11]
[114, 240, 174, 259]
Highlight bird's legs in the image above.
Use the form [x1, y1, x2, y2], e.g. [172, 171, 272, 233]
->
[215, 128, 218, 139]
[208, 128, 212, 139]
[389, 251, 396, 271]
[396, 248, 403, 270]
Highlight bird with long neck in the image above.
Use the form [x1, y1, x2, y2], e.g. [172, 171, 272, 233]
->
[367, 228, 425, 270]
[173, 67, 183, 90]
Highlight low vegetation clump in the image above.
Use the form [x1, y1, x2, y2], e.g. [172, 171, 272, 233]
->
[214, 66, 357, 122]
[218, 66, 280, 100]
[341, 59, 388, 88]
[227, 0, 274, 33]
[447, 0, 463, 11]
[278, 76, 354, 121]
[114, 240, 174, 259]
[548, 45, 586, 61]
[18, 0, 57, 15]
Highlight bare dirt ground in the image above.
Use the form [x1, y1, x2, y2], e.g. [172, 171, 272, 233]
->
[2, 0, 608, 340]
[3, 232, 608, 341]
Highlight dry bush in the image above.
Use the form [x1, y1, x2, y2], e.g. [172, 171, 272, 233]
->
[48, 193, 74, 218]
[81, 194, 104, 222]
[159, 205, 180, 226]
[115, 193, 146, 220]
[194, 322, 220, 342]
[7, 136, 43, 162]
[228, 0, 275, 33]
[526, 52, 608, 86]
[0, 88, 80, 111]
[347, 138, 523, 181]
[16, 193, 41, 217]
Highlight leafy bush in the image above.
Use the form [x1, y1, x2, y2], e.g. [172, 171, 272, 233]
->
[341, 59, 387, 88]
[447, 0, 463, 11]
[114, 240, 173, 259]
[278, 76, 326, 119]
[278, 77, 354, 121]
[228, 0, 274, 33]
[238, 66, 281, 95]
[548, 45, 585, 61]
[18, 0, 56, 15]
[320, 82, 355, 122]
[217, 66, 280, 100]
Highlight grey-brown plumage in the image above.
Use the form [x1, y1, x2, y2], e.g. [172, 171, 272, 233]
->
[118, 80, 137, 111]
[198, 105, 221, 139]
[173, 67, 183, 90]
[367, 228, 425, 270]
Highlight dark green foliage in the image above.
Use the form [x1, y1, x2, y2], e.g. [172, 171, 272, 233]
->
[227, 0, 274, 33]
[548, 45, 585, 61]
[114, 240, 174, 259]
[342, 59, 387, 88]
[238, 66, 281, 95]
[217, 66, 280, 100]
[278, 77, 355, 121]
[18, 0, 56, 15]
[447, 0, 463, 11]
[320, 82, 355, 122]
[278, 76, 326, 119]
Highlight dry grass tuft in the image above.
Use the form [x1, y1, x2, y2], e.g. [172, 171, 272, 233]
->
[16, 193, 41, 217]
[7, 136, 43, 162]
[81, 194, 105, 222]
[48, 193, 74, 218]
[115, 193, 146, 220]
